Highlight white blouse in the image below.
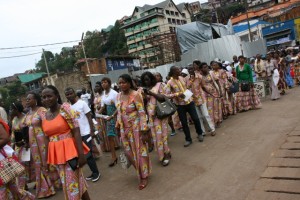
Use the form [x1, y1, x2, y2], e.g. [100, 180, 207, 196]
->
[101, 89, 118, 106]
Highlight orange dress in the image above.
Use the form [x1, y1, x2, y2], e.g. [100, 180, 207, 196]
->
[42, 114, 89, 165]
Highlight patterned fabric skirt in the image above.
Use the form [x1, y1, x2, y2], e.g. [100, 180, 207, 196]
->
[0, 179, 35, 200]
[236, 88, 262, 112]
[96, 118, 119, 152]
[171, 112, 182, 130]
[29, 131, 56, 198]
[14, 146, 34, 190]
[150, 117, 170, 161]
[206, 96, 222, 125]
[57, 164, 88, 200]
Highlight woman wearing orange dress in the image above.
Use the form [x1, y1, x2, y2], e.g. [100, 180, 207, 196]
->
[41, 85, 90, 200]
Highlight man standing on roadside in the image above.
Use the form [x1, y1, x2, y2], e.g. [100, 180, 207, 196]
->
[65, 87, 100, 182]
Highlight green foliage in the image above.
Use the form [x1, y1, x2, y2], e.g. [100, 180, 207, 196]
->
[35, 20, 128, 73]
[0, 81, 27, 111]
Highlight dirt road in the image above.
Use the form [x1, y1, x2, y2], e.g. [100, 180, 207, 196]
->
[47, 87, 300, 200]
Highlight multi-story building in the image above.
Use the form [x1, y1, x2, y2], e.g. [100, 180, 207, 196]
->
[121, 0, 191, 68]
[188, 1, 201, 14]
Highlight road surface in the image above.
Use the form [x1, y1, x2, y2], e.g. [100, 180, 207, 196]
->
[44, 87, 300, 200]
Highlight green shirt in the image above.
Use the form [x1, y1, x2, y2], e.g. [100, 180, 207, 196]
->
[236, 63, 253, 83]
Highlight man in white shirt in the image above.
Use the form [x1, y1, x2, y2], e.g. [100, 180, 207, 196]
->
[80, 87, 91, 107]
[65, 87, 100, 182]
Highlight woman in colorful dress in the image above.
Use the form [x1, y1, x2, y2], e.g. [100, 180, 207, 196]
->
[24, 92, 58, 198]
[99, 77, 119, 167]
[116, 74, 151, 190]
[154, 72, 177, 136]
[265, 54, 280, 100]
[41, 85, 90, 200]
[10, 102, 32, 191]
[284, 56, 294, 88]
[141, 72, 171, 166]
[211, 61, 233, 119]
[235, 55, 261, 112]
[199, 63, 222, 127]
[93, 82, 107, 156]
[0, 118, 35, 200]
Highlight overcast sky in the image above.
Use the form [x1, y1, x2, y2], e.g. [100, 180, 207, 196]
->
[0, 0, 205, 78]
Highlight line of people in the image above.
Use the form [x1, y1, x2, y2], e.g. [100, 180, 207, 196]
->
[2, 51, 300, 199]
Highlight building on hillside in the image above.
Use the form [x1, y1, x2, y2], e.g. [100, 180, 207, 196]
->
[233, 19, 271, 42]
[200, 2, 213, 10]
[0, 74, 20, 87]
[121, 0, 191, 68]
[231, 0, 300, 25]
[18, 73, 46, 93]
[262, 18, 298, 49]
[188, 1, 201, 14]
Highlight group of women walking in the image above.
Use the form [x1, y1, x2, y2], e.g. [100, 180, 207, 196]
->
[2, 51, 299, 199]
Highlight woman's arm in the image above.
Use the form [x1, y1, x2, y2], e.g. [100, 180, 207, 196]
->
[0, 124, 10, 149]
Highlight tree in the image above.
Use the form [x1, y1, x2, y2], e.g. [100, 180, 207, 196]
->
[0, 81, 27, 111]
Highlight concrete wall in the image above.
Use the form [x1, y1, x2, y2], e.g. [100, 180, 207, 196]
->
[54, 71, 90, 102]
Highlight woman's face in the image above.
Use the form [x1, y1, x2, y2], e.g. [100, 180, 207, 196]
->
[118, 78, 131, 92]
[41, 88, 57, 108]
[193, 63, 200, 71]
[154, 73, 162, 82]
[201, 64, 209, 74]
[94, 84, 101, 93]
[143, 75, 152, 87]
[26, 94, 36, 108]
[239, 57, 245, 64]
[10, 107, 18, 118]
[212, 62, 219, 70]
[101, 80, 110, 90]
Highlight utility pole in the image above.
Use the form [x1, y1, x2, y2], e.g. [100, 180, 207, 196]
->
[245, 0, 253, 42]
[81, 33, 91, 75]
[42, 49, 52, 85]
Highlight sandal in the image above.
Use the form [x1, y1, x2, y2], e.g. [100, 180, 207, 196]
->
[139, 178, 148, 190]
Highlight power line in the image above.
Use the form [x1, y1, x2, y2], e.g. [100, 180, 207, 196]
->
[0, 52, 41, 59]
[0, 40, 80, 50]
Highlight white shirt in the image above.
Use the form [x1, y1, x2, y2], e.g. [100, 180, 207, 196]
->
[71, 99, 91, 137]
[81, 93, 91, 106]
[101, 89, 118, 107]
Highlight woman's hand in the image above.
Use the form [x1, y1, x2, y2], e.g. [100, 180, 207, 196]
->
[105, 116, 113, 121]
[78, 154, 87, 168]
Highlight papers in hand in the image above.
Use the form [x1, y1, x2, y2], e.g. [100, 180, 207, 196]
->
[183, 89, 193, 102]
[95, 114, 110, 120]
[21, 148, 31, 162]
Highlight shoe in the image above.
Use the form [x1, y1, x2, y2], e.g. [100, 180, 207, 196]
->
[198, 135, 204, 142]
[170, 131, 176, 136]
[92, 173, 101, 182]
[184, 141, 192, 147]
[162, 159, 170, 166]
[211, 131, 216, 136]
[139, 178, 148, 190]
[108, 158, 118, 167]
[202, 132, 206, 136]
[85, 174, 93, 181]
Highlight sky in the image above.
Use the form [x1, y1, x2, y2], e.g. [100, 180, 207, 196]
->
[0, 0, 206, 79]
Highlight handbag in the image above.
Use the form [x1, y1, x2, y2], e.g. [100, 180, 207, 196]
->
[119, 150, 131, 170]
[229, 81, 239, 93]
[0, 149, 25, 186]
[241, 81, 250, 92]
[155, 97, 177, 119]
[67, 151, 92, 171]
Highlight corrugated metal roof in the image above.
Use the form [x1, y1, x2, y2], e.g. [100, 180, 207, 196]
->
[18, 73, 46, 83]
[233, 20, 270, 33]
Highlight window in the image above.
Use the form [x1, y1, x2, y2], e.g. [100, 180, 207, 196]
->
[175, 12, 179, 17]
[172, 19, 176, 24]
[168, 18, 172, 24]
[182, 13, 186, 18]
[166, 10, 170, 15]
[176, 19, 181, 25]
[170, 11, 174, 16]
